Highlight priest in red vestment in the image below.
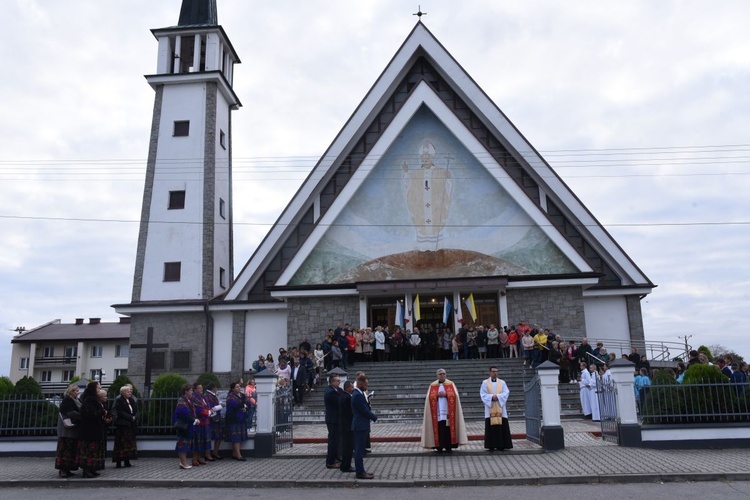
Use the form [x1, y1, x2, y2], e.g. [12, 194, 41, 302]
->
[420, 368, 468, 452]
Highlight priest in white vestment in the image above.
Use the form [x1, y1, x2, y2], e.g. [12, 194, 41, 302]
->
[480, 366, 513, 451]
[420, 368, 468, 452]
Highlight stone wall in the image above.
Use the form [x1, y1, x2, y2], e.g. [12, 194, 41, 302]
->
[506, 286, 586, 336]
[286, 296, 359, 348]
[626, 295, 645, 343]
[128, 312, 208, 392]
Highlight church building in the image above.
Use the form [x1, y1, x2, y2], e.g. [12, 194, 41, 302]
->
[114, 0, 654, 390]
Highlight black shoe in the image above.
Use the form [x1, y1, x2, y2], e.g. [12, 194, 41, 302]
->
[124, 460, 132, 468]
[115, 462, 122, 469]
[82, 469, 96, 478]
[232, 456, 246, 461]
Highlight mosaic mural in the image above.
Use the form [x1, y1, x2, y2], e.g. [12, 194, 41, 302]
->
[289, 105, 578, 285]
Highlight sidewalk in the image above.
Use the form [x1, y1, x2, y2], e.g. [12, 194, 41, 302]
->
[1, 420, 748, 488]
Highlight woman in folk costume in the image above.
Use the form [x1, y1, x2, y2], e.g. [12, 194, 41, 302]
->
[190, 383, 212, 465]
[578, 361, 593, 418]
[480, 366, 513, 451]
[77, 382, 110, 478]
[420, 368, 468, 452]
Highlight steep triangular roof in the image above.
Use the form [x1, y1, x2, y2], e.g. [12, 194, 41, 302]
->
[226, 23, 653, 302]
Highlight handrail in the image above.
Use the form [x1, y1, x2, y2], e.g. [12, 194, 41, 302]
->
[561, 337, 688, 363]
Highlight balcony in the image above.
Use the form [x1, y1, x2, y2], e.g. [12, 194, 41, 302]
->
[33, 356, 77, 366]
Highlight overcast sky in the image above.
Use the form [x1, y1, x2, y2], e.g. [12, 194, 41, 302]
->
[1, 1, 749, 376]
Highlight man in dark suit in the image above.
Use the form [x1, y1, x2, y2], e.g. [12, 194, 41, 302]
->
[352, 374, 377, 479]
[323, 374, 341, 469]
[338, 380, 355, 473]
[292, 357, 308, 405]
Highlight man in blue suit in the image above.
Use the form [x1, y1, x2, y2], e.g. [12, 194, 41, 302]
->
[324, 374, 342, 469]
[352, 374, 377, 479]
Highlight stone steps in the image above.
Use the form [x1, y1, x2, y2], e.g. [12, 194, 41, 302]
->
[289, 359, 583, 423]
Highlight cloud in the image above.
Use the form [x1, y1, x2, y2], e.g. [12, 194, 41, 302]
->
[2, 0, 750, 376]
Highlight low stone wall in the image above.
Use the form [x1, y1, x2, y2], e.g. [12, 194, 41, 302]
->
[640, 424, 750, 449]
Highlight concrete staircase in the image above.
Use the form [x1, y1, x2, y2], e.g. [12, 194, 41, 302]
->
[292, 358, 583, 423]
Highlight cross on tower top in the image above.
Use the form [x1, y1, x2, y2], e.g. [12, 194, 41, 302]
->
[413, 6, 427, 20]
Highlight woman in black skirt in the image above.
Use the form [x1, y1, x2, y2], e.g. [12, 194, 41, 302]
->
[78, 383, 111, 478]
[55, 384, 82, 478]
[111, 384, 138, 468]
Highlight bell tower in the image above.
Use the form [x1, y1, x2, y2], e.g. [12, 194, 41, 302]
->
[131, 0, 241, 303]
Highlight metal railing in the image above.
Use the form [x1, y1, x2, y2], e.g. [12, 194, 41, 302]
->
[523, 374, 541, 444]
[0, 394, 186, 437]
[638, 381, 750, 424]
[33, 357, 77, 366]
[564, 337, 687, 364]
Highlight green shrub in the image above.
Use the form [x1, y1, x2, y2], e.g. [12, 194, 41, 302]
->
[146, 373, 187, 434]
[195, 372, 221, 389]
[13, 376, 42, 397]
[643, 363, 747, 424]
[651, 369, 678, 385]
[0, 377, 13, 398]
[683, 363, 727, 384]
[107, 375, 141, 399]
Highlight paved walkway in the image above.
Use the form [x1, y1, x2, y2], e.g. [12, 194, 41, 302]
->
[1, 420, 748, 488]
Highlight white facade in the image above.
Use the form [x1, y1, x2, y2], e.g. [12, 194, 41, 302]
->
[135, 24, 240, 303]
[9, 319, 130, 394]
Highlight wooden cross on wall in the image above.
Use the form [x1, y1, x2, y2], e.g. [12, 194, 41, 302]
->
[130, 327, 169, 393]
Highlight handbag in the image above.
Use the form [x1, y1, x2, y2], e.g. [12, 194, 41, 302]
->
[174, 419, 189, 432]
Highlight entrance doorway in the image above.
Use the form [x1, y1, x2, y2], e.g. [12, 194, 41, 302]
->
[458, 293, 499, 327]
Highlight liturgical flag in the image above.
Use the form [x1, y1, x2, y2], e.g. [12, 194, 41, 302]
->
[464, 293, 477, 321]
[395, 300, 404, 328]
[442, 297, 452, 325]
[413, 294, 421, 321]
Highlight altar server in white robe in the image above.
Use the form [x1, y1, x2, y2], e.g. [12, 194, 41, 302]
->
[587, 364, 601, 421]
[579, 361, 593, 418]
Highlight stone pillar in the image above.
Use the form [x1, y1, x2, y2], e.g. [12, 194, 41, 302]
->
[537, 361, 564, 450]
[609, 359, 641, 447]
[253, 371, 278, 457]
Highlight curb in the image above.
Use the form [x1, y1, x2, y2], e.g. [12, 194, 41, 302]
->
[10, 472, 750, 489]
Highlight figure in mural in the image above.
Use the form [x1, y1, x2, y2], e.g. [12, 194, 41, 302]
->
[402, 140, 453, 251]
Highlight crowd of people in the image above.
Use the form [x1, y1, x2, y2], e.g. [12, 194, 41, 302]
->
[55, 382, 138, 478]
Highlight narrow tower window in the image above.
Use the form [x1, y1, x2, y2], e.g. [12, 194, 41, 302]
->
[173, 120, 190, 136]
[169, 190, 186, 209]
[164, 262, 182, 282]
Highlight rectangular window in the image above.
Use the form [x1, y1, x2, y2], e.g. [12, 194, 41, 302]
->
[220, 267, 227, 289]
[91, 345, 103, 358]
[168, 190, 186, 210]
[115, 344, 130, 357]
[64, 346, 77, 364]
[41, 371, 52, 382]
[115, 369, 128, 378]
[19, 357, 28, 370]
[173, 120, 190, 136]
[151, 352, 166, 370]
[43, 347, 54, 358]
[220, 129, 226, 149]
[164, 262, 181, 282]
[90, 369, 103, 381]
[172, 350, 191, 370]
[62, 370, 74, 382]
[219, 198, 226, 219]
